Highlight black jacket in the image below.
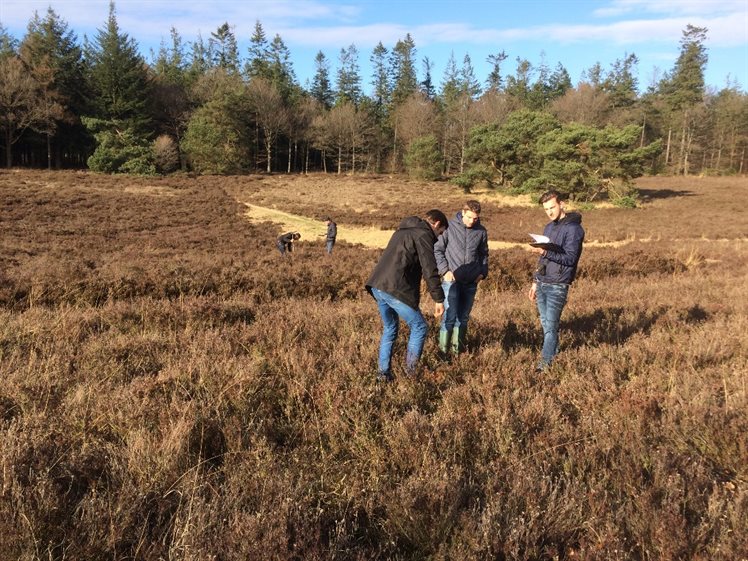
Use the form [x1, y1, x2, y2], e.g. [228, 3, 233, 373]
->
[366, 216, 444, 309]
[534, 212, 584, 284]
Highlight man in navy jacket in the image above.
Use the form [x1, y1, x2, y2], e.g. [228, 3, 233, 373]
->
[528, 190, 584, 371]
[433, 200, 489, 358]
[366, 210, 448, 382]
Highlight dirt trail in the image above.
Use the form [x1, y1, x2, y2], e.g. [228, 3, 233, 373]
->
[243, 203, 746, 250]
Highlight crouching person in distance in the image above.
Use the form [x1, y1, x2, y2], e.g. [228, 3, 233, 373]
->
[528, 190, 584, 371]
[433, 200, 489, 359]
[365, 210, 448, 382]
[277, 231, 301, 256]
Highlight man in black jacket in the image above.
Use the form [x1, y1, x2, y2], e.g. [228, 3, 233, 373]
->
[366, 209, 448, 382]
[528, 190, 585, 371]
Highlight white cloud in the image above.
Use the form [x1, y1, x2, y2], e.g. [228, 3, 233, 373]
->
[594, 0, 747, 17]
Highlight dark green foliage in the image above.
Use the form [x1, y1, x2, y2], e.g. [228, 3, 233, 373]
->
[85, 3, 151, 131]
[461, 111, 662, 200]
[82, 117, 155, 174]
[404, 134, 442, 180]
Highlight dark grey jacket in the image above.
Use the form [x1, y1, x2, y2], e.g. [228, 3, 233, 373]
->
[534, 212, 585, 284]
[434, 211, 489, 283]
[365, 216, 444, 309]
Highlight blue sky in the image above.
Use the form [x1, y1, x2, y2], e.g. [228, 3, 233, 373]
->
[1, 0, 746, 94]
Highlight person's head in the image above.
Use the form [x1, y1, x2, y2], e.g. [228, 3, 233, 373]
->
[292, 232, 301, 240]
[539, 190, 566, 222]
[461, 200, 481, 228]
[325, 216, 332, 224]
[424, 209, 448, 236]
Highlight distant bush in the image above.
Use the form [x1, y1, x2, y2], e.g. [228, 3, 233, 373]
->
[404, 135, 442, 181]
[82, 117, 156, 175]
[153, 135, 180, 174]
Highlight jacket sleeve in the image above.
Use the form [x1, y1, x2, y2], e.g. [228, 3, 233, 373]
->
[433, 229, 450, 276]
[545, 226, 584, 267]
[417, 232, 445, 303]
[480, 230, 489, 277]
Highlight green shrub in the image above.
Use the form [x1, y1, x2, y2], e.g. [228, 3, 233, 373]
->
[404, 135, 442, 181]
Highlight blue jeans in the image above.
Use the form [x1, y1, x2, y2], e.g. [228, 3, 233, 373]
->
[535, 282, 569, 368]
[326, 239, 335, 254]
[371, 287, 429, 377]
[440, 281, 478, 332]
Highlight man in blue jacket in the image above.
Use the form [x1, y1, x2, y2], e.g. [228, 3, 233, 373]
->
[433, 200, 489, 358]
[366, 209, 448, 382]
[528, 190, 585, 371]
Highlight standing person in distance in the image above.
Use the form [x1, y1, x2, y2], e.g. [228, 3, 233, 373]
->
[277, 231, 301, 256]
[365, 210, 448, 382]
[324, 217, 337, 255]
[433, 200, 489, 359]
[528, 190, 585, 371]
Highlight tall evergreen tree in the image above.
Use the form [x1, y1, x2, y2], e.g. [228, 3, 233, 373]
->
[390, 34, 418, 106]
[335, 44, 362, 106]
[0, 23, 18, 59]
[209, 22, 240, 74]
[370, 42, 391, 111]
[19, 7, 89, 167]
[420, 57, 436, 100]
[267, 34, 297, 100]
[662, 25, 708, 110]
[246, 20, 271, 79]
[187, 33, 210, 82]
[602, 53, 639, 108]
[459, 53, 481, 99]
[440, 52, 460, 104]
[486, 50, 508, 92]
[310, 51, 334, 109]
[86, 1, 151, 128]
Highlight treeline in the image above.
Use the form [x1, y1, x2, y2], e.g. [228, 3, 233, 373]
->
[1, 4, 747, 200]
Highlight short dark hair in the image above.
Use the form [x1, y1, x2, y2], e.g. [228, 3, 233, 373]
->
[463, 200, 481, 215]
[539, 190, 565, 204]
[424, 209, 448, 233]
[292, 232, 301, 240]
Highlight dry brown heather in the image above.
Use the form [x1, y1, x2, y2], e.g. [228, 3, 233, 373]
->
[0, 169, 746, 561]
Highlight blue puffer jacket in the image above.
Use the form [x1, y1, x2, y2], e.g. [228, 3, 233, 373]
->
[434, 211, 489, 283]
[534, 212, 585, 284]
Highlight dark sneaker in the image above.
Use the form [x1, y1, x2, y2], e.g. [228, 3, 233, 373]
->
[376, 371, 394, 383]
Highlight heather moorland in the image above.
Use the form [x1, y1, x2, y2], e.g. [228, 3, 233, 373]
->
[0, 170, 746, 560]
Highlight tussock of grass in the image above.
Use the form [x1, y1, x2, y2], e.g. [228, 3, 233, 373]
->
[0, 170, 746, 560]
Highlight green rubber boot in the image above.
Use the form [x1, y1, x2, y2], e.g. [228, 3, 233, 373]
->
[438, 329, 452, 362]
[452, 326, 468, 354]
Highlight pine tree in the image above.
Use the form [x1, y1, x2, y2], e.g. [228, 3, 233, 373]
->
[310, 51, 334, 109]
[267, 34, 297, 101]
[486, 51, 508, 92]
[19, 7, 88, 168]
[602, 53, 639, 108]
[0, 23, 17, 59]
[420, 57, 436, 100]
[86, 1, 151, 128]
[209, 22, 239, 74]
[246, 20, 271, 80]
[459, 53, 481, 99]
[335, 44, 362, 106]
[370, 42, 391, 112]
[390, 34, 417, 106]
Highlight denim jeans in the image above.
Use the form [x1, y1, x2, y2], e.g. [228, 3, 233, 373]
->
[371, 287, 429, 377]
[535, 281, 569, 368]
[440, 281, 478, 332]
[326, 239, 335, 254]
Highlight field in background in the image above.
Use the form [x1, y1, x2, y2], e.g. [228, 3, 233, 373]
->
[0, 170, 746, 560]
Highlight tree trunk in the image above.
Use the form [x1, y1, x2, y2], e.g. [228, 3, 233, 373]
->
[287, 142, 292, 174]
[665, 128, 672, 167]
[337, 145, 342, 174]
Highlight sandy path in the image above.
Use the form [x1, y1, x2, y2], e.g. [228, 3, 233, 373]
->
[243, 203, 746, 250]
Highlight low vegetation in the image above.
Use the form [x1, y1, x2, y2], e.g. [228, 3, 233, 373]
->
[0, 170, 746, 560]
